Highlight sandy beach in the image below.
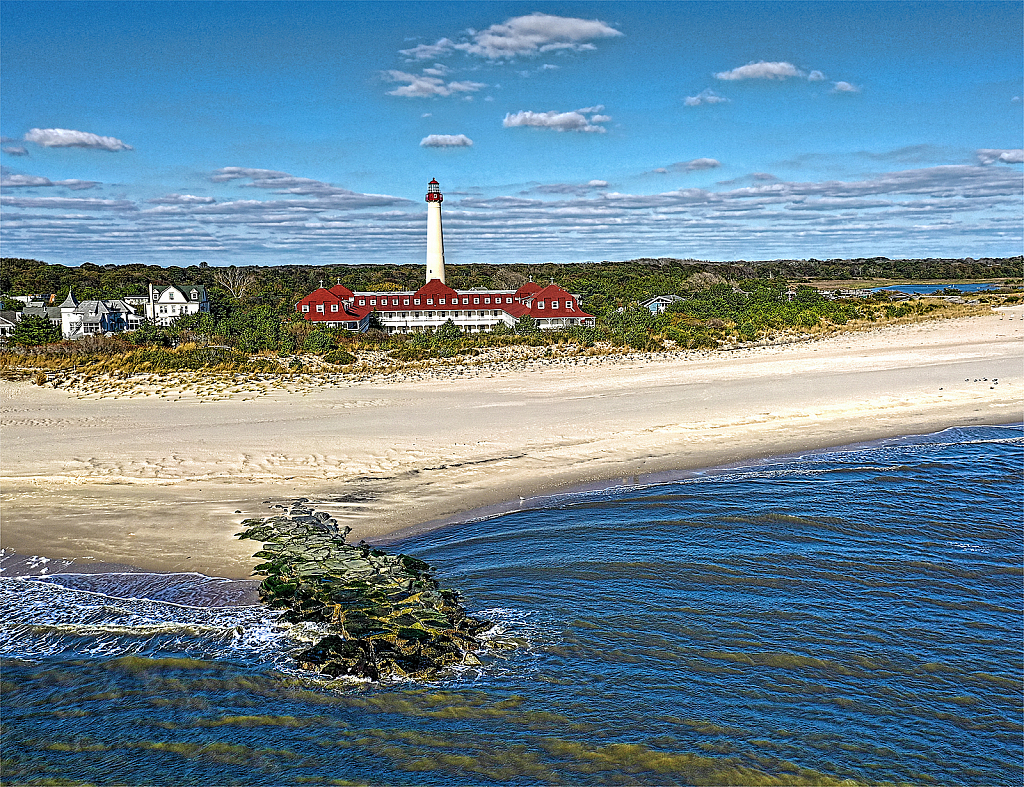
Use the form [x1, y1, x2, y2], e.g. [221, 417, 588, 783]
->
[2, 307, 1021, 579]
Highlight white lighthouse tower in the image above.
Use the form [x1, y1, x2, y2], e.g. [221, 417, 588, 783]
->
[425, 178, 446, 284]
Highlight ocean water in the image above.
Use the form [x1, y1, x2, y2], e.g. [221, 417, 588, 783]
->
[2, 424, 1021, 786]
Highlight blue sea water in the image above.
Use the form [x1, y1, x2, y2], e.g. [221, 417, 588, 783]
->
[2, 424, 1021, 786]
[871, 282, 1002, 295]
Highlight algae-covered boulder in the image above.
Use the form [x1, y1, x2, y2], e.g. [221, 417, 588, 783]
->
[237, 506, 492, 681]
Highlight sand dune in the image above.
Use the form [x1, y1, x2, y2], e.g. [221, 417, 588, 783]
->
[2, 308, 1021, 578]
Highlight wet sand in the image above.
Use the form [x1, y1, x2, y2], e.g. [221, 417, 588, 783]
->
[2, 308, 1021, 579]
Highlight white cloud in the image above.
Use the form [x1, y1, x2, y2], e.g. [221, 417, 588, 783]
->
[148, 194, 217, 205]
[651, 158, 722, 174]
[1, 174, 52, 187]
[528, 179, 609, 195]
[399, 38, 456, 60]
[210, 167, 411, 208]
[454, 13, 622, 59]
[807, 70, 826, 81]
[684, 88, 730, 106]
[715, 61, 805, 80]
[24, 127, 133, 151]
[0, 173, 99, 189]
[503, 107, 610, 133]
[384, 70, 485, 98]
[3, 146, 29, 156]
[0, 195, 137, 211]
[831, 81, 860, 93]
[420, 134, 473, 148]
[683, 158, 722, 171]
[976, 149, 1024, 165]
[1013, 96, 1022, 103]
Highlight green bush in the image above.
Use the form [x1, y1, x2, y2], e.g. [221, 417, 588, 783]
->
[10, 315, 61, 346]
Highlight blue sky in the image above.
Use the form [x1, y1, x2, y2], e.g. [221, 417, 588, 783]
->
[1, 1, 1021, 267]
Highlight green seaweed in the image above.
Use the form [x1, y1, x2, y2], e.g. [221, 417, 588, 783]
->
[237, 506, 494, 681]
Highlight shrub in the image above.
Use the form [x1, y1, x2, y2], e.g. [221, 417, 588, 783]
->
[10, 315, 61, 346]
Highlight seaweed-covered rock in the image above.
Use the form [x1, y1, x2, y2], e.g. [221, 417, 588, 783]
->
[237, 507, 493, 681]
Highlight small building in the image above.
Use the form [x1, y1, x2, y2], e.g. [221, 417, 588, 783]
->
[641, 295, 684, 315]
[0, 311, 19, 339]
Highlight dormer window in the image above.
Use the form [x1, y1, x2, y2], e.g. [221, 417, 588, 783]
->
[484, 297, 491, 304]
[403, 299, 410, 306]
[427, 298, 433, 305]
[473, 298, 480, 304]
[190, 290, 199, 301]
[359, 299, 366, 305]
[439, 298, 445, 305]
[302, 305, 310, 312]
[331, 304, 338, 312]
[370, 299, 377, 305]
[414, 299, 421, 305]
[538, 301, 545, 309]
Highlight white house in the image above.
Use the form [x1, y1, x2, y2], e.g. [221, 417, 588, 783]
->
[137, 284, 210, 326]
[58, 291, 142, 339]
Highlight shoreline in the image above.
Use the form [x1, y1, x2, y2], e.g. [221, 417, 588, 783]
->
[2, 308, 1021, 579]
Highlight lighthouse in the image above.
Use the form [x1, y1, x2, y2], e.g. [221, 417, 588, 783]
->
[425, 178, 445, 284]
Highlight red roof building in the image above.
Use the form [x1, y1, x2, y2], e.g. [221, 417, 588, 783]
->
[296, 278, 593, 334]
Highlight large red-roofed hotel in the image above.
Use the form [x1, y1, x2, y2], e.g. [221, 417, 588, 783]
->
[296, 179, 594, 334]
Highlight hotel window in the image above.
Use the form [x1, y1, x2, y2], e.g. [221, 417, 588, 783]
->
[317, 304, 325, 313]
[331, 304, 338, 312]
[414, 299, 420, 305]
[473, 298, 480, 304]
[404, 299, 410, 306]
[370, 299, 377, 305]
[439, 298, 445, 304]
[302, 305, 310, 312]
[427, 299, 433, 305]
[506, 297, 512, 304]
[359, 299, 366, 305]
[393, 299, 399, 306]
[484, 297, 490, 304]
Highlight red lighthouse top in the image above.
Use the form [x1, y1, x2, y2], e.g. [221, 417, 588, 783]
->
[425, 178, 443, 203]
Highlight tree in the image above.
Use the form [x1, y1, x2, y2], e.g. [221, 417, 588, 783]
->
[212, 265, 256, 299]
[515, 315, 539, 335]
[10, 315, 61, 346]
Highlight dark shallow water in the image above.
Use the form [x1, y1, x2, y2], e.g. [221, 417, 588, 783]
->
[2, 424, 1021, 786]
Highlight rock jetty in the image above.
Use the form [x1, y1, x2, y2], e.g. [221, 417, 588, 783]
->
[237, 501, 492, 681]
